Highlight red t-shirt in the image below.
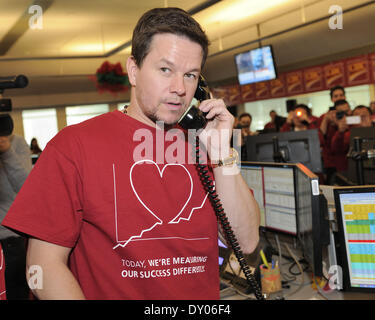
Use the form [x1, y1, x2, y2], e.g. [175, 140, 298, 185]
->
[2, 110, 220, 300]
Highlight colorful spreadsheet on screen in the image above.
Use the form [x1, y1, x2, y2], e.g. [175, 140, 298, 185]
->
[340, 193, 375, 288]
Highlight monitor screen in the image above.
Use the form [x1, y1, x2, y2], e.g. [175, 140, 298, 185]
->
[234, 45, 277, 85]
[347, 127, 375, 185]
[240, 162, 297, 235]
[334, 186, 375, 292]
[245, 129, 323, 174]
[295, 163, 327, 277]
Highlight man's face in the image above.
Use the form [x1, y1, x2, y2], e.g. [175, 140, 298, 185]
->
[353, 108, 372, 127]
[270, 111, 276, 121]
[239, 116, 251, 129]
[127, 33, 203, 127]
[331, 89, 346, 103]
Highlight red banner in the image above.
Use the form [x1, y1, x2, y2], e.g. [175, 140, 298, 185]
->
[346, 55, 371, 86]
[211, 87, 227, 101]
[269, 74, 286, 98]
[323, 62, 345, 88]
[255, 81, 270, 100]
[304, 66, 325, 92]
[222, 52, 375, 104]
[240, 83, 256, 102]
[286, 71, 304, 95]
[225, 84, 242, 105]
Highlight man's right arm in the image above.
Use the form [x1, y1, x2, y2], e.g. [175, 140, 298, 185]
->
[26, 238, 86, 300]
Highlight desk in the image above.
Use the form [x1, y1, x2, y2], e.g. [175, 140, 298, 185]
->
[220, 267, 375, 300]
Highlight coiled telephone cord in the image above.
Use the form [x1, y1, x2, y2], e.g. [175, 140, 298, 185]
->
[194, 137, 264, 300]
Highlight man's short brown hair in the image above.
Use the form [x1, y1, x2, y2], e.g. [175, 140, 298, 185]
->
[131, 7, 209, 68]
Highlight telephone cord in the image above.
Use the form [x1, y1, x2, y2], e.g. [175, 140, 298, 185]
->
[194, 137, 264, 300]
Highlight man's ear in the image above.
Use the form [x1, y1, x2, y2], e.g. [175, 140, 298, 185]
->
[126, 56, 138, 86]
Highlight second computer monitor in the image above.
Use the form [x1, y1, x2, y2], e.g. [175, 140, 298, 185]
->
[245, 129, 323, 173]
[241, 161, 328, 277]
[240, 161, 298, 235]
[334, 186, 375, 292]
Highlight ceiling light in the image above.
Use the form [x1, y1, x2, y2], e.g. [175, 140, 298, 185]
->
[200, 0, 294, 24]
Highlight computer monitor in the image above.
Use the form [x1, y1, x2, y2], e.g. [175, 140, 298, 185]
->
[347, 127, 375, 184]
[245, 129, 323, 173]
[334, 186, 375, 292]
[241, 161, 329, 277]
[295, 163, 329, 277]
[240, 161, 298, 235]
[234, 45, 277, 85]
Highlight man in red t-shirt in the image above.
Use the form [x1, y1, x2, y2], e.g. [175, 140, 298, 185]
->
[2, 8, 260, 300]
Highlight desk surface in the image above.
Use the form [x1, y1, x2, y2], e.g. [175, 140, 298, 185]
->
[220, 271, 375, 300]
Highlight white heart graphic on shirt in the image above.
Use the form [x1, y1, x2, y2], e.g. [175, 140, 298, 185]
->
[129, 160, 193, 224]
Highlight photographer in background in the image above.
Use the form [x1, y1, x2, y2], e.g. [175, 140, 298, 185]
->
[0, 114, 32, 299]
[280, 104, 319, 132]
[331, 105, 372, 175]
[319, 99, 352, 184]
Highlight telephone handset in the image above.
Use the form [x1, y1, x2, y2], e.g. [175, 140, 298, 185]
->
[178, 75, 209, 130]
[179, 75, 264, 299]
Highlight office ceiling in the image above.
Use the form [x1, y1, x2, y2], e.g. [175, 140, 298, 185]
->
[1, 0, 375, 107]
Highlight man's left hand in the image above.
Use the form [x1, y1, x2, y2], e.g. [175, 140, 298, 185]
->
[198, 98, 234, 161]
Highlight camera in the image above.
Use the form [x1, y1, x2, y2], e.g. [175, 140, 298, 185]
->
[0, 114, 14, 136]
[336, 111, 346, 120]
[0, 75, 29, 113]
[235, 124, 249, 129]
[0, 75, 28, 135]
[0, 99, 12, 112]
[0, 75, 28, 91]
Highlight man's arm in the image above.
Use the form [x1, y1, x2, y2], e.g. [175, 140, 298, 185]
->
[198, 99, 260, 254]
[26, 238, 85, 300]
[0, 135, 32, 193]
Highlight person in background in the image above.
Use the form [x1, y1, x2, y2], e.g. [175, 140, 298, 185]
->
[0, 114, 32, 300]
[369, 101, 375, 114]
[263, 110, 277, 131]
[330, 105, 372, 174]
[233, 112, 258, 161]
[280, 104, 319, 132]
[318, 86, 348, 185]
[319, 86, 347, 134]
[30, 138, 42, 155]
[263, 110, 286, 133]
[370, 101, 375, 124]
[30, 138, 42, 165]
